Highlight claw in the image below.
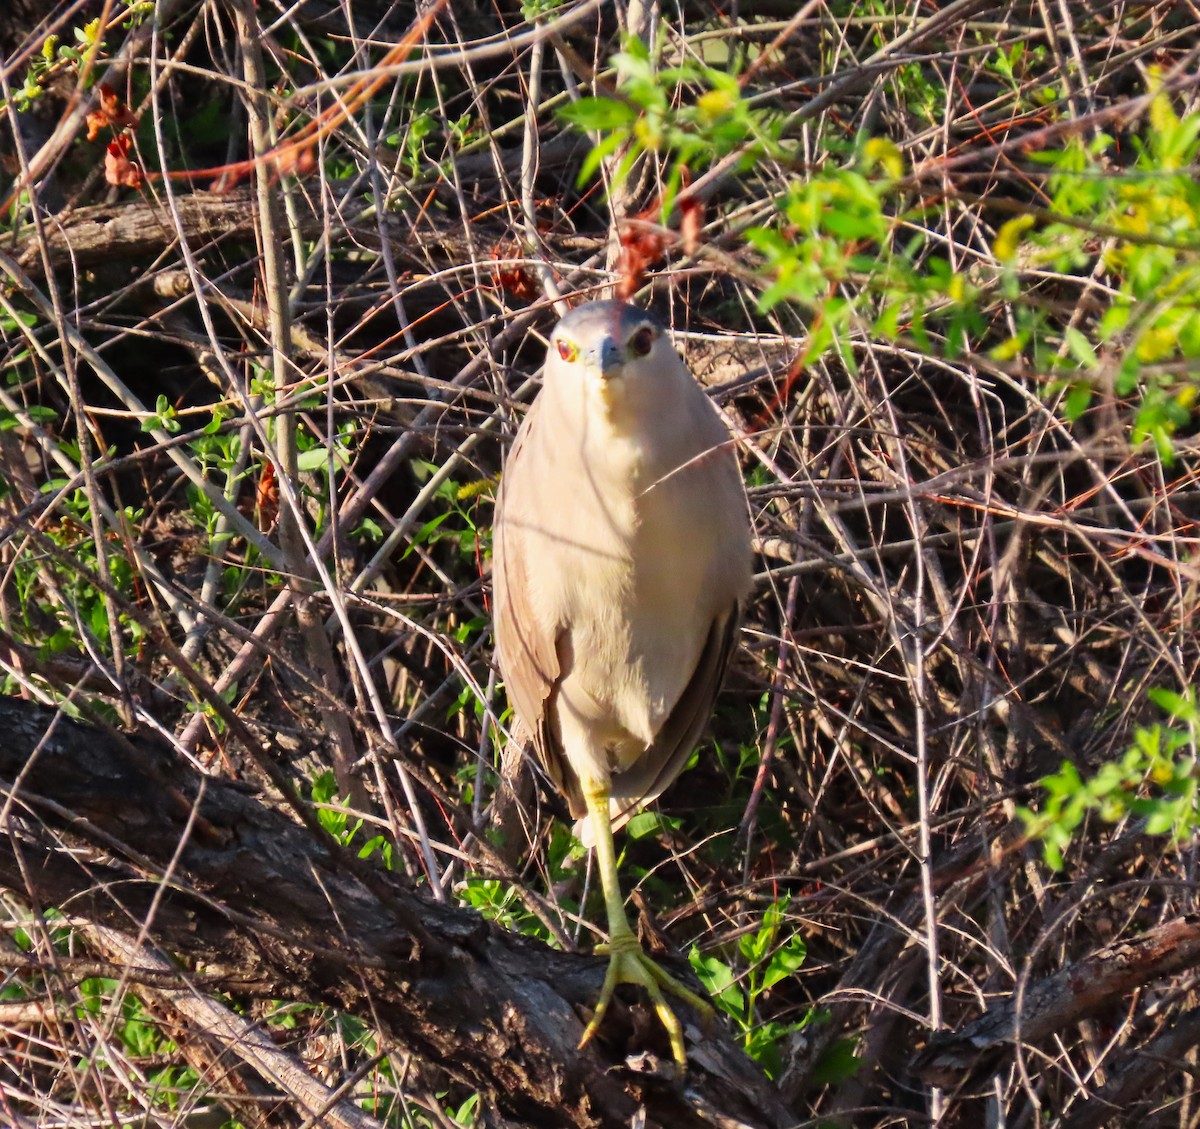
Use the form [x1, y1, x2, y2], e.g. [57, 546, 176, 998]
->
[575, 783, 715, 1071]
[578, 932, 714, 1069]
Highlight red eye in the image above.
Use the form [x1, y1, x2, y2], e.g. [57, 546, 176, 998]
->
[557, 339, 578, 362]
[630, 326, 655, 357]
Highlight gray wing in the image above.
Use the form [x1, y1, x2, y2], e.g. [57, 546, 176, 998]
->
[606, 601, 743, 832]
[492, 400, 571, 799]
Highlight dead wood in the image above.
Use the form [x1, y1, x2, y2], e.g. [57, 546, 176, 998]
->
[1058, 1007, 1200, 1129]
[6, 136, 587, 277]
[8, 188, 391, 273]
[915, 915, 1200, 1088]
[0, 695, 795, 1129]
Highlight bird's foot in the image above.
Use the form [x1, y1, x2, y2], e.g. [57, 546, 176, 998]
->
[578, 931, 714, 1069]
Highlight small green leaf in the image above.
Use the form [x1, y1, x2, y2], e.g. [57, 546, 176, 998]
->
[761, 939, 807, 991]
[296, 446, 334, 472]
[1064, 382, 1093, 420]
[576, 129, 626, 185]
[0, 310, 37, 332]
[625, 811, 679, 840]
[809, 1037, 862, 1086]
[689, 950, 744, 1010]
[558, 96, 636, 132]
[1064, 326, 1098, 369]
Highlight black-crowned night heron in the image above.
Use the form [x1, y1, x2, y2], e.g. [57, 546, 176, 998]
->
[492, 300, 752, 1066]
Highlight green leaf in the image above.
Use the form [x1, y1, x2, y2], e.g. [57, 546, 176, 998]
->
[1064, 382, 1093, 420]
[1148, 687, 1198, 723]
[311, 770, 338, 805]
[353, 517, 383, 542]
[296, 445, 345, 472]
[558, 97, 637, 133]
[0, 310, 37, 332]
[1064, 326, 1098, 369]
[625, 811, 680, 840]
[1145, 807, 1178, 835]
[576, 129, 626, 185]
[688, 951, 744, 1011]
[761, 939, 807, 991]
[809, 1037, 862, 1086]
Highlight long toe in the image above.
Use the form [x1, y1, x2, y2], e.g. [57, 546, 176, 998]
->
[579, 935, 714, 1069]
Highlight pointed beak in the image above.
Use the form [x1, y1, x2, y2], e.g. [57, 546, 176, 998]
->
[595, 337, 625, 379]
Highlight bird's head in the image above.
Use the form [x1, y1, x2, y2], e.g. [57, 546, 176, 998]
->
[547, 301, 674, 420]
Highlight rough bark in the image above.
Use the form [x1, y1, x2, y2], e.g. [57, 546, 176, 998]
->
[1058, 1007, 1200, 1129]
[915, 914, 1200, 1087]
[10, 188, 392, 273]
[8, 137, 588, 276]
[0, 695, 794, 1128]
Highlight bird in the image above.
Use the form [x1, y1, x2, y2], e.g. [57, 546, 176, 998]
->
[491, 299, 752, 1067]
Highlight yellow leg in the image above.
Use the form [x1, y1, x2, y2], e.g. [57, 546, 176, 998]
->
[577, 780, 714, 1069]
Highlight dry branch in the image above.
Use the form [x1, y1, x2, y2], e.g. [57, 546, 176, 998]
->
[915, 915, 1200, 1087]
[10, 188, 386, 273]
[0, 695, 794, 1129]
[1059, 1008, 1200, 1129]
[7, 142, 585, 276]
